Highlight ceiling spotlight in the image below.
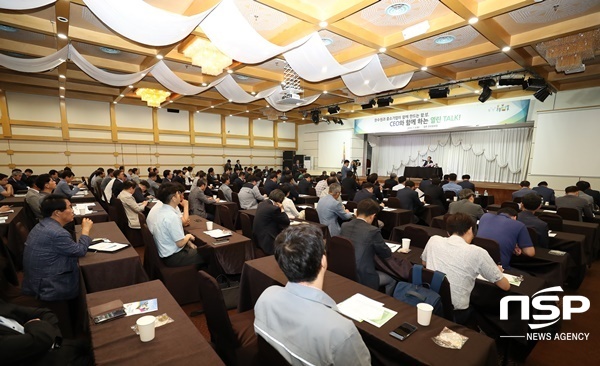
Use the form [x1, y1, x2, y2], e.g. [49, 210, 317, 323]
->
[377, 97, 394, 107]
[311, 110, 321, 124]
[533, 86, 552, 102]
[361, 99, 376, 109]
[328, 105, 340, 114]
[128, 85, 133, 88]
[523, 78, 546, 91]
[302, 111, 309, 118]
[421, 66, 428, 71]
[60, 95, 65, 98]
[428, 87, 450, 99]
[59, 86, 65, 90]
[201, 82, 208, 87]
[323, 91, 328, 94]
[156, 54, 164, 60]
[477, 79, 495, 103]
[227, 70, 234, 74]
[210, 105, 215, 108]
[251, 91, 256, 95]
[319, 21, 328, 28]
[379, 47, 387, 53]
[119, 94, 124, 97]
[498, 77, 525, 87]
[57, 16, 69, 23]
[59, 74, 66, 79]
[57, 33, 67, 40]
[502, 46, 511, 52]
[468, 17, 478, 24]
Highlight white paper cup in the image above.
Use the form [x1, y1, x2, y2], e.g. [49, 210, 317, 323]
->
[453, 196, 458, 201]
[545, 201, 550, 206]
[136, 315, 156, 342]
[78, 207, 87, 215]
[314, 203, 318, 209]
[213, 195, 217, 199]
[353, 208, 357, 216]
[402, 238, 411, 251]
[206, 221, 213, 230]
[417, 303, 434, 326]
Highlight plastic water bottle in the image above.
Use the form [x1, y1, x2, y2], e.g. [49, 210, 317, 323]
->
[484, 190, 488, 196]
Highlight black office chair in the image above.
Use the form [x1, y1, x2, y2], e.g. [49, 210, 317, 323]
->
[557, 207, 581, 222]
[472, 237, 501, 264]
[538, 212, 563, 231]
[327, 236, 358, 282]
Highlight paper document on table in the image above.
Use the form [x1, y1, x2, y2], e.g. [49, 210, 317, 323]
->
[337, 294, 396, 327]
[123, 298, 158, 316]
[0, 210, 14, 214]
[477, 273, 522, 286]
[386, 242, 401, 252]
[88, 242, 129, 252]
[297, 205, 311, 209]
[298, 194, 310, 197]
[204, 229, 232, 239]
[382, 207, 396, 211]
[548, 232, 557, 237]
[14, 194, 26, 197]
[543, 210, 557, 213]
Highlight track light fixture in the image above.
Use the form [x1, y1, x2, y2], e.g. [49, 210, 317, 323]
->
[311, 110, 321, 124]
[523, 78, 546, 91]
[328, 105, 340, 114]
[361, 99, 376, 109]
[533, 86, 552, 102]
[498, 77, 525, 87]
[428, 87, 449, 99]
[376, 97, 393, 107]
[477, 79, 495, 103]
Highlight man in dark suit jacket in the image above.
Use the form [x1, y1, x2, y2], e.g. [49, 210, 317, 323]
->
[578, 180, 600, 210]
[383, 173, 398, 189]
[263, 172, 279, 195]
[395, 180, 425, 223]
[532, 181, 555, 205]
[234, 160, 242, 171]
[517, 193, 549, 248]
[232, 172, 245, 193]
[556, 186, 594, 221]
[0, 300, 91, 365]
[458, 174, 475, 191]
[253, 189, 290, 255]
[297, 173, 312, 195]
[340, 200, 395, 294]
[422, 178, 446, 210]
[111, 170, 126, 200]
[341, 171, 360, 201]
[353, 183, 377, 204]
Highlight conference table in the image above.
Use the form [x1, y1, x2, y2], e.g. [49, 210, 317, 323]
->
[184, 215, 252, 274]
[76, 222, 148, 294]
[403, 166, 443, 179]
[0, 207, 25, 282]
[240, 208, 329, 239]
[296, 194, 320, 205]
[0, 191, 96, 206]
[239, 256, 498, 366]
[73, 202, 109, 224]
[86, 280, 224, 366]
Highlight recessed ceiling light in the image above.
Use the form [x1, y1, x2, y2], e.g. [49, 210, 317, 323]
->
[379, 47, 387, 53]
[502, 46, 511, 52]
[169, 100, 173, 103]
[245, 110, 249, 113]
[0, 25, 17, 33]
[302, 117, 305, 120]
[119, 94, 124, 97]
[421, 66, 428, 71]
[113, 101, 117, 104]
[468, 17, 478, 24]
[57, 33, 67, 40]
[60, 95, 65, 98]
[229, 114, 233, 117]
[128, 85, 133, 88]
[196, 110, 200, 113]
[251, 91, 256, 95]
[434, 35, 455, 45]
[364, 80, 370, 85]
[158, 106, 162, 109]
[156, 54, 164, 60]
[210, 105, 215, 108]
[423, 98, 428, 101]
[59, 74, 66, 79]
[350, 110, 354, 112]
[386, 3, 411, 16]
[321, 38, 334, 46]
[266, 105, 270, 108]
[319, 21, 328, 28]
[201, 82, 208, 87]
[100, 47, 121, 55]
[474, 90, 480, 94]
[59, 86, 65, 90]
[228, 99, 233, 102]
[227, 69, 234, 74]
[323, 91, 328, 94]
[57, 16, 69, 23]
[258, 118, 261, 120]
[141, 73, 146, 77]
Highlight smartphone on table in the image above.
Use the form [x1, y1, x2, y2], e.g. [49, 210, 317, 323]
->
[389, 322, 417, 341]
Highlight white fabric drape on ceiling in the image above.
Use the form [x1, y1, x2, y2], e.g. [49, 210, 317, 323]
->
[341, 57, 414, 96]
[0, 0, 55, 10]
[83, 0, 213, 46]
[70, 46, 149, 86]
[0, 46, 67, 72]
[374, 128, 533, 183]
[201, 0, 311, 64]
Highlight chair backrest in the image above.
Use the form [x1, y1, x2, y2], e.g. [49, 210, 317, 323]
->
[389, 189, 397, 197]
[239, 212, 254, 240]
[308, 187, 316, 196]
[444, 191, 456, 200]
[110, 198, 129, 233]
[424, 194, 434, 204]
[196, 271, 239, 357]
[526, 227, 539, 247]
[408, 266, 454, 321]
[257, 334, 291, 366]
[304, 207, 320, 223]
[472, 236, 501, 264]
[344, 201, 357, 212]
[217, 189, 226, 201]
[259, 187, 267, 195]
[386, 197, 402, 208]
[557, 207, 581, 222]
[513, 197, 523, 203]
[137, 212, 147, 228]
[402, 225, 430, 249]
[231, 192, 241, 209]
[140, 222, 161, 280]
[500, 201, 520, 212]
[538, 213, 563, 231]
[327, 236, 358, 281]
[216, 204, 235, 231]
[21, 202, 38, 231]
[10, 221, 29, 271]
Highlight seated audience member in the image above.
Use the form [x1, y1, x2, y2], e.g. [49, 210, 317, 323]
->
[253, 189, 290, 255]
[340, 199, 395, 294]
[26, 174, 56, 220]
[171, 170, 185, 185]
[318, 177, 339, 201]
[130, 168, 141, 184]
[448, 189, 485, 221]
[22, 195, 93, 301]
[133, 180, 150, 203]
[353, 182, 378, 204]
[146, 171, 160, 196]
[219, 174, 233, 202]
[146, 183, 189, 229]
[297, 173, 312, 195]
[263, 172, 279, 195]
[391, 175, 407, 191]
[149, 183, 207, 267]
[315, 172, 334, 197]
[232, 171, 246, 193]
[54, 171, 85, 199]
[555, 185, 594, 221]
[162, 169, 173, 183]
[441, 174, 450, 186]
[442, 173, 462, 195]
[188, 179, 218, 220]
[89, 168, 105, 191]
[581, 180, 600, 209]
[395, 180, 425, 223]
[99, 168, 114, 192]
[366, 173, 383, 202]
[477, 207, 535, 270]
[317, 183, 353, 237]
[117, 180, 147, 229]
[458, 174, 475, 191]
[575, 181, 596, 212]
[518, 193, 549, 248]
[280, 184, 301, 219]
[102, 170, 116, 202]
[8, 169, 29, 192]
[341, 172, 360, 201]
[23, 168, 35, 187]
[111, 170, 127, 200]
[512, 180, 534, 200]
[532, 181, 555, 205]
[418, 177, 432, 191]
[0, 299, 92, 365]
[206, 167, 216, 186]
[0, 173, 15, 201]
[422, 178, 446, 208]
[238, 175, 265, 210]
[383, 173, 398, 189]
[422, 213, 509, 325]
[254, 225, 371, 365]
